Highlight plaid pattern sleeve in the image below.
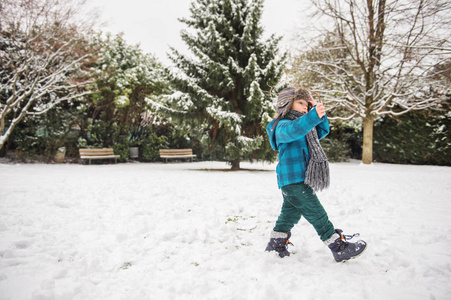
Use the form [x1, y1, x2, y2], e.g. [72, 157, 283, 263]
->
[316, 115, 330, 140]
[275, 108, 323, 144]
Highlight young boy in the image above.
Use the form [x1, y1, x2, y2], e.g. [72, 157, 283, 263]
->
[265, 87, 367, 262]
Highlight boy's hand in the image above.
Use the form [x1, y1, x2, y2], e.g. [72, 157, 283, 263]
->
[308, 95, 317, 107]
[315, 103, 326, 118]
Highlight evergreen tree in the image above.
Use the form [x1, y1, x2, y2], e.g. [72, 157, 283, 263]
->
[151, 0, 286, 169]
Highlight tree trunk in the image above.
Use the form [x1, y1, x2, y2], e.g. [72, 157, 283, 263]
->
[0, 118, 4, 152]
[231, 159, 240, 170]
[362, 117, 374, 164]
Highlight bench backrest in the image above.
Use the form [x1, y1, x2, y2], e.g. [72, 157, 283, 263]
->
[79, 148, 116, 156]
[159, 149, 193, 156]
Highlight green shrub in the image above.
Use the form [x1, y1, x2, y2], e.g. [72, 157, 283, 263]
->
[327, 119, 362, 160]
[112, 136, 131, 162]
[321, 138, 351, 162]
[140, 135, 168, 161]
[373, 109, 450, 165]
[12, 105, 79, 161]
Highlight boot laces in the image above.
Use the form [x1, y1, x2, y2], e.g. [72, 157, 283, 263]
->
[285, 232, 294, 247]
[342, 233, 360, 242]
[336, 230, 360, 251]
[275, 238, 293, 252]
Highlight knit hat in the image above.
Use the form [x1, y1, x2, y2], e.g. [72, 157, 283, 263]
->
[276, 87, 296, 118]
[271, 87, 312, 132]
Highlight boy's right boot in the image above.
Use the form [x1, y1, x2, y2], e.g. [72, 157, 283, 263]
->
[265, 231, 292, 258]
[325, 229, 367, 262]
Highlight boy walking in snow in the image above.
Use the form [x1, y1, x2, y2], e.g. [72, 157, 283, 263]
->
[265, 87, 367, 262]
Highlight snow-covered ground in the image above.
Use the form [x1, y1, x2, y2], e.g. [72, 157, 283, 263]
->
[0, 160, 450, 300]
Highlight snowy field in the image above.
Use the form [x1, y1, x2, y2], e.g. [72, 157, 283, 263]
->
[0, 160, 450, 300]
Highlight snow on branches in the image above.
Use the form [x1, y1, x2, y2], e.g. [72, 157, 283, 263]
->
[290, 0, 451, 163]
[153, 0, 286, 169]
[0, 0, 96, 150]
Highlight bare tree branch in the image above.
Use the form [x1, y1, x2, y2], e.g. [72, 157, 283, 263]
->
[288, 0, 451, 163]
[0, 0, 97, 150]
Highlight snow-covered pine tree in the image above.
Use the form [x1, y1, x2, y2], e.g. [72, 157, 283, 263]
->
[151, 0, 286, 169]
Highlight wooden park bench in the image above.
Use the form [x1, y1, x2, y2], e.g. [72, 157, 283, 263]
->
[79, 148, 120, 165]
[159, 149, 197, 163]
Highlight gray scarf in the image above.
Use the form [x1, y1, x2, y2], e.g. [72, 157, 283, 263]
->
[284, 110, 330, 192]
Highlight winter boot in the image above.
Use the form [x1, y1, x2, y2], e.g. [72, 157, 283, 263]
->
[325, 229, 367, 262]
[265, 231, 293, 258]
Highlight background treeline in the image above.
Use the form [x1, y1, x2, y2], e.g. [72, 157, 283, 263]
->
[1, 0, 450, 166]
[2, 32, 190, 162]
[324, 105, 451, 165]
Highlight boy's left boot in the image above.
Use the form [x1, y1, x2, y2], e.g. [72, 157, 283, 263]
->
[265, 231, 292, 258]
[325, 229, 367, 262]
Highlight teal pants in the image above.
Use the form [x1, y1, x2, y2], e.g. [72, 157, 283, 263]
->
[273, 182, 335, 241]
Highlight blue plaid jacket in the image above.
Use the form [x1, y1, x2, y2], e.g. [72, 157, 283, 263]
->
[266, 108, 330, 188]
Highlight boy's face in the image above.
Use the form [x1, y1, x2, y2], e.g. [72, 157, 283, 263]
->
[291, 99, 309, 113]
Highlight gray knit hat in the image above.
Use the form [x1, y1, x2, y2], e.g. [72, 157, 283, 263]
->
[271, 87, 312, 132]
[276, 87, 296, 118]
[276, 87, 312, 118]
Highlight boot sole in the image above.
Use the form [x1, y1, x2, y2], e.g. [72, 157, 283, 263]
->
[337, 243, 367, 263]
[265, 249, 291, 258]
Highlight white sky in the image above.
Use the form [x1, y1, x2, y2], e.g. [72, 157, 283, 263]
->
[89, 0, 312, 66]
